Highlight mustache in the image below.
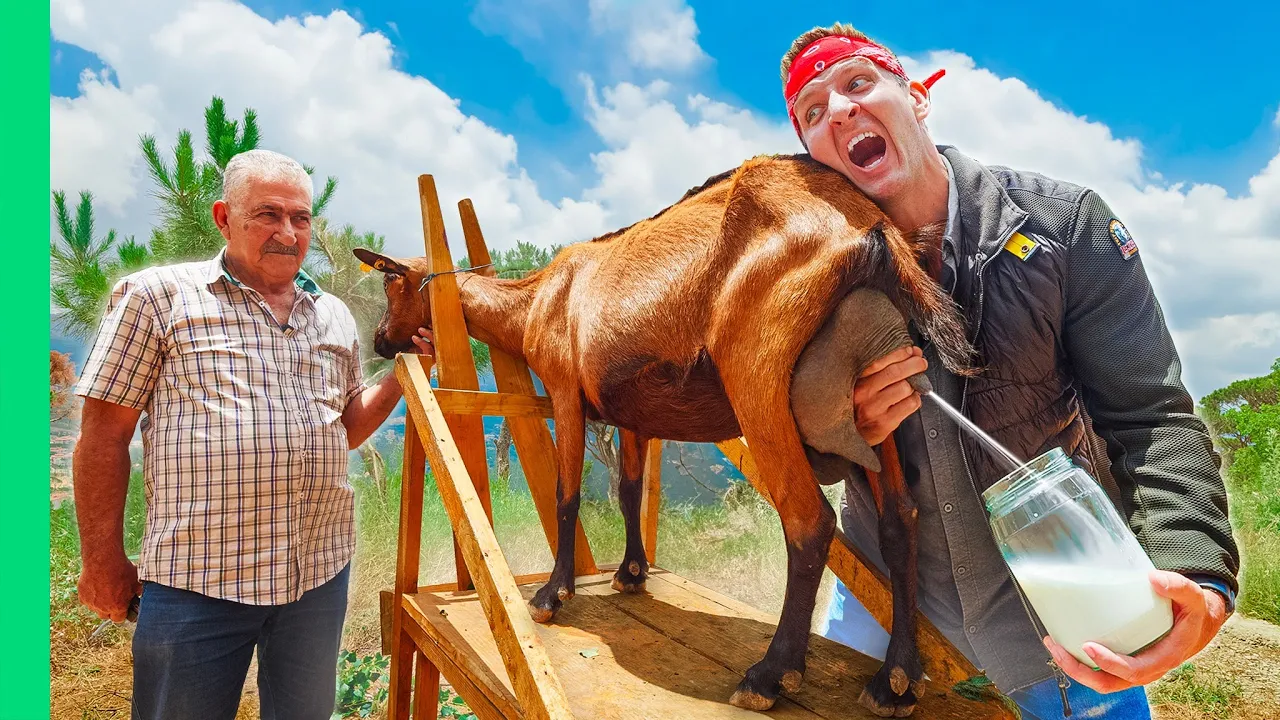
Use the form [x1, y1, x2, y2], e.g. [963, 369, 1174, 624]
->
[262, 240, 300, 256]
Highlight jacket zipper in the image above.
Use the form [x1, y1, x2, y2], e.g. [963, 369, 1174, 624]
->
[959, 238, 1074, 718]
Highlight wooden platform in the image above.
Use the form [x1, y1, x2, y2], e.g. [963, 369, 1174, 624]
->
[401, 569, 1006, 720]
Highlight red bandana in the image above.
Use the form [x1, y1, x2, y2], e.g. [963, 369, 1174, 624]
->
[784, 35, 944, 138]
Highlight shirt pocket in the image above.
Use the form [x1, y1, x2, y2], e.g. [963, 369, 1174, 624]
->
[300, 342, 354, 423]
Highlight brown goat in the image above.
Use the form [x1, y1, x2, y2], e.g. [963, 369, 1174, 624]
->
[357, 153, 974, 716]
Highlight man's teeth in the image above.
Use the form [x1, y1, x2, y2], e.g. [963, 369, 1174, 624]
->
[846, 131, 880, 153]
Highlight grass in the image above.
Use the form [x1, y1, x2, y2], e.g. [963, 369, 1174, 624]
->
[1149, 662, 1243, 720]
[50, 438, 1277, 719]
[1226, 446, 1280, 624]
[49, 449, 831, 718]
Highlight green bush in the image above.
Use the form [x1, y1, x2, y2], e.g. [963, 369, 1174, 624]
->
[333, 650, 389, 719]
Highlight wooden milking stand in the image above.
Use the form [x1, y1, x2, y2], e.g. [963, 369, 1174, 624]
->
[381, 174, 1015, 719]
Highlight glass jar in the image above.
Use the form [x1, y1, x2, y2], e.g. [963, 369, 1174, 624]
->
[982, 448, 1173, 668]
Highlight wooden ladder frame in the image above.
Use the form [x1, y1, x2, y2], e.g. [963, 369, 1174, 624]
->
[384, 174, 990, 720]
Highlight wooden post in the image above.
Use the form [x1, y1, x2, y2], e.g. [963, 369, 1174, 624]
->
[641, 439, 662, 566]
[458, 198, 598, 577]
[412, 650, 440, 720]
[390, 412, 428, 720]
[418, 175, 493, 591]
[398, 353, 573, 720]
[715, 436, 981, 687]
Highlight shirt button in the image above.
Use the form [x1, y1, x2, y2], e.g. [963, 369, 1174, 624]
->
[944, 503, 954, 513]
[928, 428, 939, 439]
[968, 625, 978, 635]
[956, 565, 967, 576]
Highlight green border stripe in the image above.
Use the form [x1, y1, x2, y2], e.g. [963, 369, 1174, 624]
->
[2, 5, 52, 718]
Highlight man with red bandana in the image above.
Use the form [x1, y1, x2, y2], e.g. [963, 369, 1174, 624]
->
[781, 23, 1238, 719]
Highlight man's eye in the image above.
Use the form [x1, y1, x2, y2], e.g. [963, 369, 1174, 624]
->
[294, 215, 312, 227]
[806, 105, 823, 124]
[848, 77, 869, 92]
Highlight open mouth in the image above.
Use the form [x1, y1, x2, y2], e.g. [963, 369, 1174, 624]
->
[847, 132, 887, 170]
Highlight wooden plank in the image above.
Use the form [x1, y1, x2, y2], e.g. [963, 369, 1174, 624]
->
[583, 571, 1008, 720]
[398, 353, 573, 720]
[413, 650, 440, 720]
[380, 589, 394, 656]
[402, 604, 521, 720]
[641, 439, 662, 565]
[715, 437, 982, 688]
[417, 564, 619, 595]
[419, 175, 492, 592]
[458, 198, 598, 577]
[411, 574, 823, 719]
[390, 413, 429, 720]
[434, 388, 554, 418]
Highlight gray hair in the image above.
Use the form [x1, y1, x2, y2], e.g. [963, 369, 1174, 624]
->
[221, 149, 313, 208]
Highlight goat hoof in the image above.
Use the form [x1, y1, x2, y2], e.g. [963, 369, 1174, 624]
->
[529, 582, 567, 623]
[527, 602, 555, 624]
[781, 670, 804, 693]
[860, 663, 921, 718]
[730, 660, 802, 711]
[728, 689, 775, 711]
[611, 557, 649, 594]
[890, 666, 910, 696]
[859, 687, 915, 717]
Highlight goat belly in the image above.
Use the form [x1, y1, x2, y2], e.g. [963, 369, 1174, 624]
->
[590, 352, 741, 442]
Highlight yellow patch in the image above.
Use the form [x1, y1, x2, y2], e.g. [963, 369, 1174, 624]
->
[359, 262, 374, 273]
[1003, 232, 1038, 261]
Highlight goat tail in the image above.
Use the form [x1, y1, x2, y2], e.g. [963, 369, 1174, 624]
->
[871, 221, 981, 376]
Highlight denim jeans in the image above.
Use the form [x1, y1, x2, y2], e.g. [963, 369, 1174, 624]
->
[820, 580, 1151, 719]
[131, 564, 350, 720]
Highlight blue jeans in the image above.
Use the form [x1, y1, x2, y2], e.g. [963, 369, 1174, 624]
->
[820, 580, 1151, 719]
[131, 564, 350, 720]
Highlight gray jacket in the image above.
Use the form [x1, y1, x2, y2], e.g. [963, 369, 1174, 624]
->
[831, 146, 1239, 691]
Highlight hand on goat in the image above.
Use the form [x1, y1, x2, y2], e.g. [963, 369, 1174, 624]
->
[851, 346, 928, 446]
[410, 327, 435, 360]
[1043, 569, 1229, 693]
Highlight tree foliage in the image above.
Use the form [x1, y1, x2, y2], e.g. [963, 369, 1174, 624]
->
[1199, 358, 1280, 485]
[50, 190, 149, 339]
[51, 96, 339, 337]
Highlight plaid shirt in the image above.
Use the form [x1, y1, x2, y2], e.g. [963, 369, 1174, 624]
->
[75, 248, 365, 605]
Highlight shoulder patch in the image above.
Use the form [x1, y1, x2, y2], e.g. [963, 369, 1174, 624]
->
[1108, 218, 1138, 260]
[1003, 232, 1039, 261]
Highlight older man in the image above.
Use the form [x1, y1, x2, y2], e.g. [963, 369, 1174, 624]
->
[780, 23, 1239, 719]
[73, 149, 428, 720]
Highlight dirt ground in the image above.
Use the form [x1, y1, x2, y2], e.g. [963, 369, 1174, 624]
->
[52, 612, 1280, 719]
[1149, 615, 1280, 720]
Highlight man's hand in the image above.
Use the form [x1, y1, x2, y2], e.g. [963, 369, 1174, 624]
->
[78, 555, 142, 623]
[852, 346, 928, 446]
[410, 327, 435, 360]
[1043, 570, 1229, 693]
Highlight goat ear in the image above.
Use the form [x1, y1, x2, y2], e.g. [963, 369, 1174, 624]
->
[353, 248, 410, 275]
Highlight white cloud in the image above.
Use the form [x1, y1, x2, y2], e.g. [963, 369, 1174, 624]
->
[588, 0, 706, 72]
[50, 0, 610, 259]
[581, 77, 796, 225]
[48, 0, 1280, 396]
[896, 50, 1280, 395]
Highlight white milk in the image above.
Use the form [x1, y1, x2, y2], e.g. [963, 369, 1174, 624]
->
[1010, 561, 1173, 669]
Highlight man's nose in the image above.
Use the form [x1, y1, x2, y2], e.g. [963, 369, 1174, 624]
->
[827, 90, 857, 125]
[275, 220, 299, 244]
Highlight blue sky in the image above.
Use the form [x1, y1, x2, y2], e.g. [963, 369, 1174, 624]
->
[52, 1, 1280, 196]
[49, 0, 1280, 397]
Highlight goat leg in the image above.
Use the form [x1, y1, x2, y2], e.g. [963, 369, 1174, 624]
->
[858, 436, 924, 717]
[612, 429, 651, 593]
[529, 392, 587, 623]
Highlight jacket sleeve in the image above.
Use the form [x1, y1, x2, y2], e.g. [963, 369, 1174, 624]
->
[1062, 190, 1239, 593]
